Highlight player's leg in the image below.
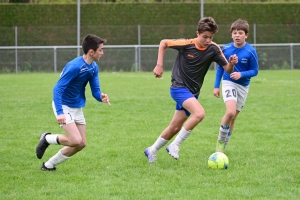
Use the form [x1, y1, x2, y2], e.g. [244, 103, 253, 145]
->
[216, 81, 237, 152]
[39, 105, 86, 170]
[41, 122, 85, 170]
[225, 110, 240, 146]
[216, 100, 237, 152]
[36, 104, 81, 159]
[59, 123, 87, 156]
[161, 110, 188, 140]
[144, 87, 191, 162]
[168, 87, 203, 142]
[166, 97, 205, 159]
[181, 97, 205, 131]
[225, 83, 249, 148]
[144, 110, 187, 162]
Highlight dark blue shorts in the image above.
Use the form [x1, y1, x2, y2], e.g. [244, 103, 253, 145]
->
[170, 87, 198, 116]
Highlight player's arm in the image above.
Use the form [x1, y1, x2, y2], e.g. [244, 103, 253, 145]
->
[89, 67, 102, 102]
[53, 65, 78, 124]
[213, 43, 237, 74]
[89, 67, 111, 106]
[153, 39, 168, 78]
[240, 54, 259, 78]
[213, 66, 224, 98]
[53, 65, 77, 115]
[222, 54, 238, 74]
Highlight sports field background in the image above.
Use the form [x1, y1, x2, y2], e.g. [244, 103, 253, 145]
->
[0, 70, 299, 199]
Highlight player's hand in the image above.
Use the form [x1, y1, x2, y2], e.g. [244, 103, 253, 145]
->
[230, 72, 242, 80]
[153, 65, 163, 78]
[229, 54, 238, 65]
[57, 114, 66, 125]
[101, 93, 111, 106]
[213, 88, 220, 98]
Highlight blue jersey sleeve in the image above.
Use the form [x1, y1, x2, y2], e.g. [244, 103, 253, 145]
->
[53, 64, 79, 115]
[240, 50, 259, 78]
[89, 64, 102, 102]
[214, 65, 224, 88]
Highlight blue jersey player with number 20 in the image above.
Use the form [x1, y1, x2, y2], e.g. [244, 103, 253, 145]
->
[214, 19, 259, 153]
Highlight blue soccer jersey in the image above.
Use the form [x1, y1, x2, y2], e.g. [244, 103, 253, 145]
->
[53, 56, 102, 115]
[214, 42, 258, 88]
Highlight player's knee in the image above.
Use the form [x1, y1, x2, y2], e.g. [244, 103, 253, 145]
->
[226, 110, 235, 120]
[80, 140, 87, 148]
[173, 126, 182, 133]
[77, 141, 86, 151]
[72, 140, 86, 151]
[194, 112, 205, 122]
[68, 137, 83, 147]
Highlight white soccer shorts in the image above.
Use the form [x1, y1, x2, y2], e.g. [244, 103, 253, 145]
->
[52, 101, 86, 125]
[221, 80, 249, 111]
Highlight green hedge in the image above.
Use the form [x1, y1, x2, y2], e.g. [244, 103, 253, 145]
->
[1, 3, 299, 26]
[0, 3, 299, 46]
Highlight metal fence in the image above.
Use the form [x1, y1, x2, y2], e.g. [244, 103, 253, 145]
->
[0, 43, 299, 73]
[1, 24, 300, 46]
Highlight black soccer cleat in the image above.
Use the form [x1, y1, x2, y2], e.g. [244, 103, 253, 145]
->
[36, 132, 51, 159]
[41, 162, 56, 171]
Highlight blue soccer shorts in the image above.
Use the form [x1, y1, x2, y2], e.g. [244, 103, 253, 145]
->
[170, 87, 198, 116]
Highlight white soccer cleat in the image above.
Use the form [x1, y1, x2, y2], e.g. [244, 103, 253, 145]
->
[144, 147, 157, 163]
[166, 144, 180, 160]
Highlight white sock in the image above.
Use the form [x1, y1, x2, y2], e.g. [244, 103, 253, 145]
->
[45, 150, 70, 168]
[151, 137, 169, 153]
[225, 131, 232, 144]
[172, 127, 192, 146]
[218, 125, 229, 142]
[45, 134, 60, 144]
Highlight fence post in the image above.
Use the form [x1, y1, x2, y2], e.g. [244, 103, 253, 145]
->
[54, 47, 57, 73]
[253, 23, 256, 48]
[135, 46, 138, 72]
[77, 0, 81, 57]
[15, 26, 18, 73]
[138, 24, 141, 71]
[290, 44, 294, 70]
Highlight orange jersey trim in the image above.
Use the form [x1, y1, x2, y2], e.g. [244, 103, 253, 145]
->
[167, 38, 211, 51]
[167, 38, 204, 50]
[211, 41, 227, 62]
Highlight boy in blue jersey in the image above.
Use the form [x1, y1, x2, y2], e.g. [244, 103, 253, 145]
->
[144, 17, 238, 163]
[214, 19, 259, 152]
[36, 34, 111, 171]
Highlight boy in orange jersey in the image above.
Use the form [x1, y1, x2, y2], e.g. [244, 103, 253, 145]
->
[144, 17, 238, 163]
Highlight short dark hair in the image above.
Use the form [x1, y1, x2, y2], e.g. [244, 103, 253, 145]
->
[230, 19, 249, 34]
[197, 17, 218, 34]
[82, 34, 106, 54]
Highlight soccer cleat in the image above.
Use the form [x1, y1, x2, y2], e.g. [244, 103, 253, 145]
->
[36, 132, 51, 159]
[41, 162, 56, 171]
[144, 147, 157, 163]
[216, 140, 225, 153]
[166, 144, 180, 160]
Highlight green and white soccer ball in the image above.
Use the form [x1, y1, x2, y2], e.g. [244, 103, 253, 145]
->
[208, 152, 229, 169]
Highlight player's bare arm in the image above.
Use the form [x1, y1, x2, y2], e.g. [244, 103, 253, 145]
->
[153, 40, 168, 78]
[223, 54, 238, 73]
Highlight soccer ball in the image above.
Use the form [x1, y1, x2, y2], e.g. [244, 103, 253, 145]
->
[208, 152, 229, 169]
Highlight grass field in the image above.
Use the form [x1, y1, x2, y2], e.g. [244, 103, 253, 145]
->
[1, 70, 299, 200]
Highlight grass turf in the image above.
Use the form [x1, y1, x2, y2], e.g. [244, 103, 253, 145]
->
[0, 70, 299, 199]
